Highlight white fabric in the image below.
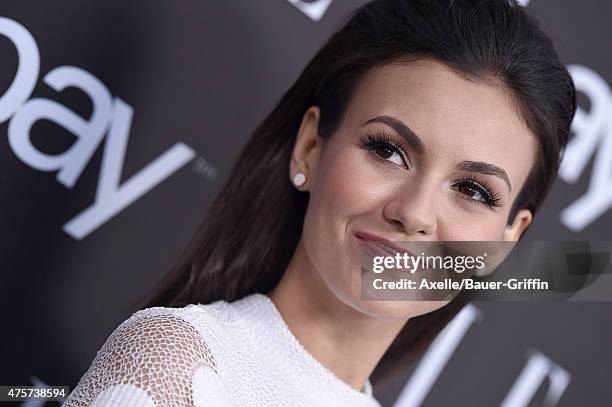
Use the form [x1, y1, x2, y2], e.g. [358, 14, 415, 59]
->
[63, 293, 381, 407]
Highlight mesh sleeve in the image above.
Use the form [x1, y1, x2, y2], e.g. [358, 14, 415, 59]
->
[62, 310, 231, 407]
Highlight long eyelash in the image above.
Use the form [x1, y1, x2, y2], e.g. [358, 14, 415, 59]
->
[457, 174, 503, 208]
[358, 131, 410, 167]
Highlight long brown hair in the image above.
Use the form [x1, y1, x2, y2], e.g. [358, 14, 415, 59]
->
[138, 0, 575, 387]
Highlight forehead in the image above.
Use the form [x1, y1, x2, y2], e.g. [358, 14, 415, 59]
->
[342, 59, 538, 191]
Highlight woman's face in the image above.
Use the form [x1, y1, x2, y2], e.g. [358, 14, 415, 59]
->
[291, 59, 537, 319]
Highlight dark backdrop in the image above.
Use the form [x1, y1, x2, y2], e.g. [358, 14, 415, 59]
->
[1, 1, 610, 406]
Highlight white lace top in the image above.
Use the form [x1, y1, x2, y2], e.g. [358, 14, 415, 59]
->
[63, 293, 381, 407]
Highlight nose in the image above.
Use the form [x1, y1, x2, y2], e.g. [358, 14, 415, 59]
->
[383, 179, 438, 237]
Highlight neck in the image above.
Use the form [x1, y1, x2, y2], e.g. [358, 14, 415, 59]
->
[267, 239, 408, 392]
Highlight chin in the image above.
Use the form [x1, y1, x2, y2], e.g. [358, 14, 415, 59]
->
[350, 295, 450, 321]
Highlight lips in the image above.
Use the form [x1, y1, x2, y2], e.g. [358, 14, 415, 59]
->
[354, 232, 432, 273]
[354, 231, 414, 255]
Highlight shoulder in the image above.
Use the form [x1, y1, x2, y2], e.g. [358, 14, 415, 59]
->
[63, 303, 235, 407]
[106, 305, 220, 372]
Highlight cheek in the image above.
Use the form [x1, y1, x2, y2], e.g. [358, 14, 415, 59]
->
[438, 186, 520, 240]
[301, 147, 387, 289]
[320, 152, 386, 217]
[308, 145, 391, 236]
[439, 210, 511, 240]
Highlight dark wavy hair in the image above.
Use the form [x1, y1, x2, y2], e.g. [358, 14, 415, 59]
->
[139, 0, 575, 387]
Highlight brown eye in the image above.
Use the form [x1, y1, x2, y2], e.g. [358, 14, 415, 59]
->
[360, 132, 410, 168]
[375, 146, 394, 159]
[455, 183, 486, 202]
[451, 176, 503, 209]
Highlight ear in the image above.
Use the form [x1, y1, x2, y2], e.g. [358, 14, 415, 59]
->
[474, 209, 533, 277]
[290, 106, 324, 191]
[502, 208, 533, 241]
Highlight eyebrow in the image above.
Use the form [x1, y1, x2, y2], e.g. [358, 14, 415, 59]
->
[362, 115, 425, 154]
[362, 115, 512, 192]
[458, 161, 512, 192]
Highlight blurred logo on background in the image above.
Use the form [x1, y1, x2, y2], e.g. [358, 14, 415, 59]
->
[285, 0, 334, 21]
[0, 17, 196, 240]
[560, 65, 612, 232]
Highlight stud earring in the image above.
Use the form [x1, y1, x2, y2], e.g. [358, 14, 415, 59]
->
[292, 172, 306, 187]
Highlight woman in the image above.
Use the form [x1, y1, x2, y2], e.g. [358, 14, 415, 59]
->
[63, 0, 576, 406]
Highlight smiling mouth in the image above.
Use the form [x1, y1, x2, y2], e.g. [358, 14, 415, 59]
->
[354, 232, 413, 256]
[354, 231, 432, 272]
